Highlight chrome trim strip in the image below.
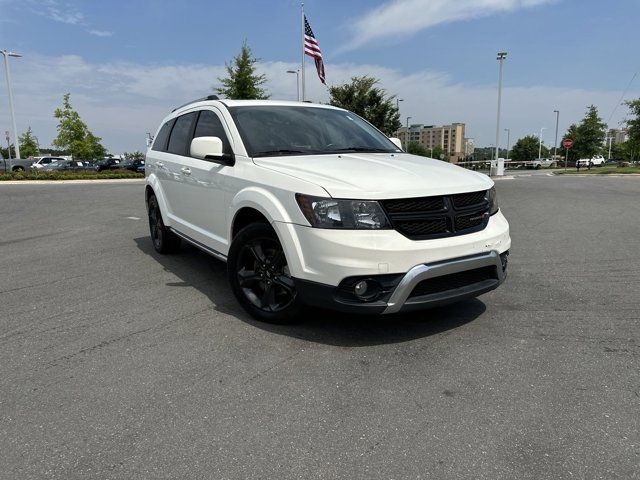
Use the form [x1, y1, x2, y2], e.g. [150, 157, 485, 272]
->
[383, 251, 504, 314]
[169, 228, 228, 262]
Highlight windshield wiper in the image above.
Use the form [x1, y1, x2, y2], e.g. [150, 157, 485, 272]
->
[253, 149, 308, 157]
[327, 147, 394, 153]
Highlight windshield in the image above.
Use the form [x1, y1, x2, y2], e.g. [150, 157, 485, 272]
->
[229, 106, 401, 157]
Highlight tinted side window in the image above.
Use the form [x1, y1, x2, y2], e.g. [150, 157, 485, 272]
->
[167, 113, 197, 156]
[193, 110, 231, 154]
[151, 119, 175, 152]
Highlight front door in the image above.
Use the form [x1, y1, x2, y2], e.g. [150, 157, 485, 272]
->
[176, 108, 235, 254]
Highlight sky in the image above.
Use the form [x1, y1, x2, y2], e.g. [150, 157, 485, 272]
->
[0, 0, 638, 154]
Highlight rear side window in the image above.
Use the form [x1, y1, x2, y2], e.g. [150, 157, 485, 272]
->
[151, 119, 175, 152]
[167, 113, 197, 156]
[193, 110, 231, 154]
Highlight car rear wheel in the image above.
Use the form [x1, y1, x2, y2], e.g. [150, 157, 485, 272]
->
[228, 222, 301, 324]
[147, 194, 181, 254]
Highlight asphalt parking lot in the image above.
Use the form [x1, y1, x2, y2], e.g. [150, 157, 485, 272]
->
[1, 175, 639, 479]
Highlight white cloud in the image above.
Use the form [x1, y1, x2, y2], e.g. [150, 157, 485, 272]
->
[87, 29, 113, 37]
[342, 0, 557, 51]
[0, 54, 635, 154]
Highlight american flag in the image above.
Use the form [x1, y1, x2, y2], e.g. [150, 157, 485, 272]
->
[304, 15, 325, 84]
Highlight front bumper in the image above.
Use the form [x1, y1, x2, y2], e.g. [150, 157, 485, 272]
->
[294, 250, 508, 314]
[274, 210, 510, 287]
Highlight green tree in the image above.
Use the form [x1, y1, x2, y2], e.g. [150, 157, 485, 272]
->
[18, 126, 40, 158]
[0, 144, 15, 159]
[624, 98, 640, 161]
[217, 41, 269, 100]
[431, 145, 445, 160]
[564, 105, 606, 161]
[407, 142, 428, 157]
[328, 76, 401, 135]
[123, 151, 145, 162]
[510, 135, 549, 162]
[52, 93, 107, 160]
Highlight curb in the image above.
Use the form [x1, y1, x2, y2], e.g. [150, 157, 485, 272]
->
[0, 178, 146, 185]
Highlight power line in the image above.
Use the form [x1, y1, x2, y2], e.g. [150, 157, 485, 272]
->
[607, 71, 638, 126]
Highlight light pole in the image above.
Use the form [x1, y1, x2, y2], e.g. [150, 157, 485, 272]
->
[606, 136, 613, 159]
[538, 127, 547, 160]
[504, 128, 510, 162]
[395, 98, 403, 136]
[494, 52, 507, 165]
[1, 49, 22, 159]
[553, 110, 560, 160]
[286, 70, 300, 101]
[405, 116, 412, 148]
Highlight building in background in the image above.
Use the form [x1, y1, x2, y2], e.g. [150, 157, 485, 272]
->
[464, 138, 475, 158]
[398, 123, 467, 163]
[608, 128, 628, 144]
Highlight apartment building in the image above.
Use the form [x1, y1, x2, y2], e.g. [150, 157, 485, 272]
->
[398, 123, 467, 163]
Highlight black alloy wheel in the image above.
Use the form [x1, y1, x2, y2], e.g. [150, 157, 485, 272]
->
[228, 223, 301, 323]
[147, 194, 180, 254]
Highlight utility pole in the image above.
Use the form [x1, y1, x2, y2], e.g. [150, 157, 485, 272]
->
[553, 110, 560, 160]
[1, 49, 22, 159]
[504, 128, 510, 162]
[286, 70, 300, 101]
[538, 127, 547, 160]
[405, 116, 412, 149]
[494, 52, 507, 164]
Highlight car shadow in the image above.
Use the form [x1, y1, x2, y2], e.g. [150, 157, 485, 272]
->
[134, 237, 486, 347]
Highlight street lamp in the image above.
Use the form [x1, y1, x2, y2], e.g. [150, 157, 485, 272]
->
[553, 110, 560, 160]
[504, 128, 510, 162]
[1, 49, 22, 159]
[286, 70, 300, 101]
[494, 52, 507, 164]
[396, 98, 403, 110]
[538, 127, 547, 160]
[405, 116, 412, 148]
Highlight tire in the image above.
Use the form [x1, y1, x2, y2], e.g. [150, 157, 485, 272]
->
[147, 194, 181, 254]
[13, 166, 24, 172]
[227, 222, 302, 324]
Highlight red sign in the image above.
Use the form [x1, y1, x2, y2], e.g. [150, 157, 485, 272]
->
[562, 138, 573, 149]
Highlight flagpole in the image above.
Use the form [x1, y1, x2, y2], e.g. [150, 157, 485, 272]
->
[301, 3, 305, 102]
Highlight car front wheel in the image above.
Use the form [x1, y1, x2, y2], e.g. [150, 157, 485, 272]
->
[227, 223, 301, 324]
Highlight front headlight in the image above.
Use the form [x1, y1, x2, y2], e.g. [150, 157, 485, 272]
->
[487, 186, 499, 215]
[296, 194, 391, 229]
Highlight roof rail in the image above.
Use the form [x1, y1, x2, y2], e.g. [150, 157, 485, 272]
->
[172, 95, 220, 112]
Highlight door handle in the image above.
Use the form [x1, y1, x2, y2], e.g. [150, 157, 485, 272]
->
[156, 161, 164, 169]
[180, 167, 191, 175]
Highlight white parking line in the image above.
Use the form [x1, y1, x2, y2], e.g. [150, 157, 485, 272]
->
[127, 216, 141, 220]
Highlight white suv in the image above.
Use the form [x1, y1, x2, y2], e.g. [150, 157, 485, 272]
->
[145, 97, 511, 323]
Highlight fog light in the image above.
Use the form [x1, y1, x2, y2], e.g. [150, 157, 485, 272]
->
[354, 280, 368, 297]
[353, 279, 382, 302]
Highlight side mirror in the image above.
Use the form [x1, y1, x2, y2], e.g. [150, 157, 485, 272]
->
[191, 136, 223, 159]
[389, 137, 403, 150]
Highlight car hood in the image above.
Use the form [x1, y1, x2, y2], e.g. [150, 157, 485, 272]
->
[253, 152, 492, 199]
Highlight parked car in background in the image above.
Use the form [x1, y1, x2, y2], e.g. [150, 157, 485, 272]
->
[1, 157, 35, 172]
[94, 158, 122, 172]
[577, 155, 606, 167]
[31, 156, 66, 169]
[40, 160, 92, 172]
[121, 159, 145, 173]
[605, 158, 619, 165]
[524, 158, 556, 169]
